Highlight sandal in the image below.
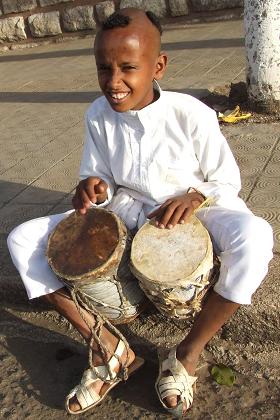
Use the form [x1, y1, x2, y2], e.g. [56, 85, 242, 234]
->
[65, 340, 144, 415]
[155, 347, 197, 418]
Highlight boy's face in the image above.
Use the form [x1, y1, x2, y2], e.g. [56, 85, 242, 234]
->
[94, 26, 167, 112]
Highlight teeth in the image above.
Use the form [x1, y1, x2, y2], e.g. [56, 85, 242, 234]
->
[110, 92, 129, 99]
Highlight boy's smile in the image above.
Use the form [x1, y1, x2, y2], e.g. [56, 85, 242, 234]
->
[94, 10, 167, 112]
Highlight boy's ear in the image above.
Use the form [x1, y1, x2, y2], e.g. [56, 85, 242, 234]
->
[154, 52, 167, 81]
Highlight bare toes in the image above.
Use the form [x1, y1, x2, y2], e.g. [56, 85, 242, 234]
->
[164, 395, 178, 408]
[69, 396, 81, 412]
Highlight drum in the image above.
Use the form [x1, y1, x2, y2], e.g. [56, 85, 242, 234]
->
[47, 208, 146, 324]
[130, 214, 219, 319]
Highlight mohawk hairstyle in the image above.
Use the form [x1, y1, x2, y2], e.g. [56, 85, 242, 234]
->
[102, 10, 163, 35]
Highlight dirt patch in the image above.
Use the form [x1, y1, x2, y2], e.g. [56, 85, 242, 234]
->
[0, 304, 279, 419]
[201, 82, 280, 124]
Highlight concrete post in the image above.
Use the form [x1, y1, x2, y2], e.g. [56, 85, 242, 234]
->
[244, 0, 280, 113]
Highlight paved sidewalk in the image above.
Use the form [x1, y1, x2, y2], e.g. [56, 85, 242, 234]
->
[0, 18, 279, 419]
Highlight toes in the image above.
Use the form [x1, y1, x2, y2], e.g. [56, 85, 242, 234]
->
[164, 396, 188, 415]
[69, 396, 81, 412]
[164, 395, 178, 408]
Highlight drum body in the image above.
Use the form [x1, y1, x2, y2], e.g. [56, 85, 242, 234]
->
[47, 208, 146, 323]
[130, 215, 218, 319]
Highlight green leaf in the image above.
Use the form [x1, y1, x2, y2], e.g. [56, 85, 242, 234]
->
[211, 364, 236, 386]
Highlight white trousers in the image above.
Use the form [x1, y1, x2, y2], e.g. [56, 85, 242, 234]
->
[7, 206, 273, 304]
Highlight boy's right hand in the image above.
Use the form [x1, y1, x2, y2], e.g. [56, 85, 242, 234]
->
[72, 177, 108, 215]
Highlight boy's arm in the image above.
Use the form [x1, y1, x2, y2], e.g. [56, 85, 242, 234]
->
[79, 112, 116, 198]
[192, 108, 241, 202]
[149, 106, 241, 229]
[73, 109, 116, 214]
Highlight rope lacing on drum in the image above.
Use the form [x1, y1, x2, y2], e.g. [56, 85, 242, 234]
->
[70, 287, 130, 383]
[70, 280, 133, 315]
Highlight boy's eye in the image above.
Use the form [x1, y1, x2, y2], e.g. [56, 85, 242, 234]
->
[122, 65, 136, 71]
[97, 65, 110, 72]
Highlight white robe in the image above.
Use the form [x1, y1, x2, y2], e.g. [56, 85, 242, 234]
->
[7, 87, 273, 304]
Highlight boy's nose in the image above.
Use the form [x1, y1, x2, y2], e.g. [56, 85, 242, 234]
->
[107, 69, 122, 89]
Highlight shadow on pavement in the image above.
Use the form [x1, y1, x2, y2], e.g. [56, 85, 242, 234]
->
[0, 37, 244, 64]
[163, 37, 244, 51]
[0, 89, 209, 104]
[0, 91, 100, 104]
[0, 308, 86, 411]
[0, 307, 166, 415]
[1, 181, 74, 304]
[112, 360, 164, 414]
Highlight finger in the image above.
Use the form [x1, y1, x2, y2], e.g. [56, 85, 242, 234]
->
[166, 204, 190, 228]
[80, 185, 95, 209]
[148, 205, 170, 225]
[147, 200, 173, 219]
[95, 179, 108, 195]
[72, 194, 87, 215]
[72, 186, 84, 210]
[157, 202, 180, 228]
[147, 207, 162, 219]
[179, 206, 194, 224]
[83, 180, 99, 203]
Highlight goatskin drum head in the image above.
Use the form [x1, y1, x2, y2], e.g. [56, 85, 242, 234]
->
[131, 215, 213, 286]
[47, 208, 119, 277]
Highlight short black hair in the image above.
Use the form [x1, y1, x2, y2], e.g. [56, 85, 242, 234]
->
[102, 10, 163, 35]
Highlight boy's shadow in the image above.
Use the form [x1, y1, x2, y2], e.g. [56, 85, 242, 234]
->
[1, 307, 165, 414]
[1, 307, 87, 410]
[111, 360, 161, 412]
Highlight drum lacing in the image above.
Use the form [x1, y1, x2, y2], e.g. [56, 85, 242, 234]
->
[70, 288, 130, 382]
[63, 273, 140, 320]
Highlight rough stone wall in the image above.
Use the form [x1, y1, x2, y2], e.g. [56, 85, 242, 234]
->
[0, 0, 244, 49]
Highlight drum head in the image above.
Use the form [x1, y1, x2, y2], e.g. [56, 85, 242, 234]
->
[131, 215, 213, 286]
[47, 208, 122, 278]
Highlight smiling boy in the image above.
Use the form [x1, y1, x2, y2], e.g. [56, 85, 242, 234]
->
[8, 8, 273, 418]
[94, 11, 163, 112]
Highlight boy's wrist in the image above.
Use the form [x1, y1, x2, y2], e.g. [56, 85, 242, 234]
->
[187, 187, 206, 203]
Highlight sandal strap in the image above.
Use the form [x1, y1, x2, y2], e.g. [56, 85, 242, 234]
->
[156, 347, 197, 411]
[107, 339, 126, 373]
[82, 340, 126, 383]
[75, 383, 100, 410]
[66, 340, 127, 413]
[158, 375, 194, 407]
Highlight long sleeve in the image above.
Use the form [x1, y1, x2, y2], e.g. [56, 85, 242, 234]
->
[192, 108, 241, 203]
[79, 110, 116, 204]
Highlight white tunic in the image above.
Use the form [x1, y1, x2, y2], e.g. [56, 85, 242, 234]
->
[80, 89, 248, 229]
[7, 89, 273, 304]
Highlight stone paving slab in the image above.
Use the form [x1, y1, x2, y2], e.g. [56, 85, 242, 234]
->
[222, 123, 280, 251]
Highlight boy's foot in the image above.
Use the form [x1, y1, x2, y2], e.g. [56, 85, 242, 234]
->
[68, 343, 136, 413]
[164, 357, 198, 411]
[156, 347, 199, 416]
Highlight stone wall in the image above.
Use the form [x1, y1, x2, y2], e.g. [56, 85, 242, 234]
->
[0, 0, 244, 50]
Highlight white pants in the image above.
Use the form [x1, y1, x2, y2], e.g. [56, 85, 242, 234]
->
[7, 206, 273, 304]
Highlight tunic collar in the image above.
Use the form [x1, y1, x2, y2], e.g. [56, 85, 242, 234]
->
[118, 81, 163, 127]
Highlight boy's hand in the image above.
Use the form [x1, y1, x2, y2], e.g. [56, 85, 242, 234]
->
[148, 192, 204, 229]
[72, 177, 108, 215]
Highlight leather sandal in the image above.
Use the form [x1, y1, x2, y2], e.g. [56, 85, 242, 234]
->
[65, 340, 144, 415]
[155, 346, 197, 418]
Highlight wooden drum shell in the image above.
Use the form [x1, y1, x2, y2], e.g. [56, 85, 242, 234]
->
[47, 208, 146, 323]
[130, 215, 218, 319]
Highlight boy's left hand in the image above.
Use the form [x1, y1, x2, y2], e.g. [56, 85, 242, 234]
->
[148, 192, 204, 229]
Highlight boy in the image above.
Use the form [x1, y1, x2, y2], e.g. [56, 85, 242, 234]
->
[7, 8, 273, 417]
